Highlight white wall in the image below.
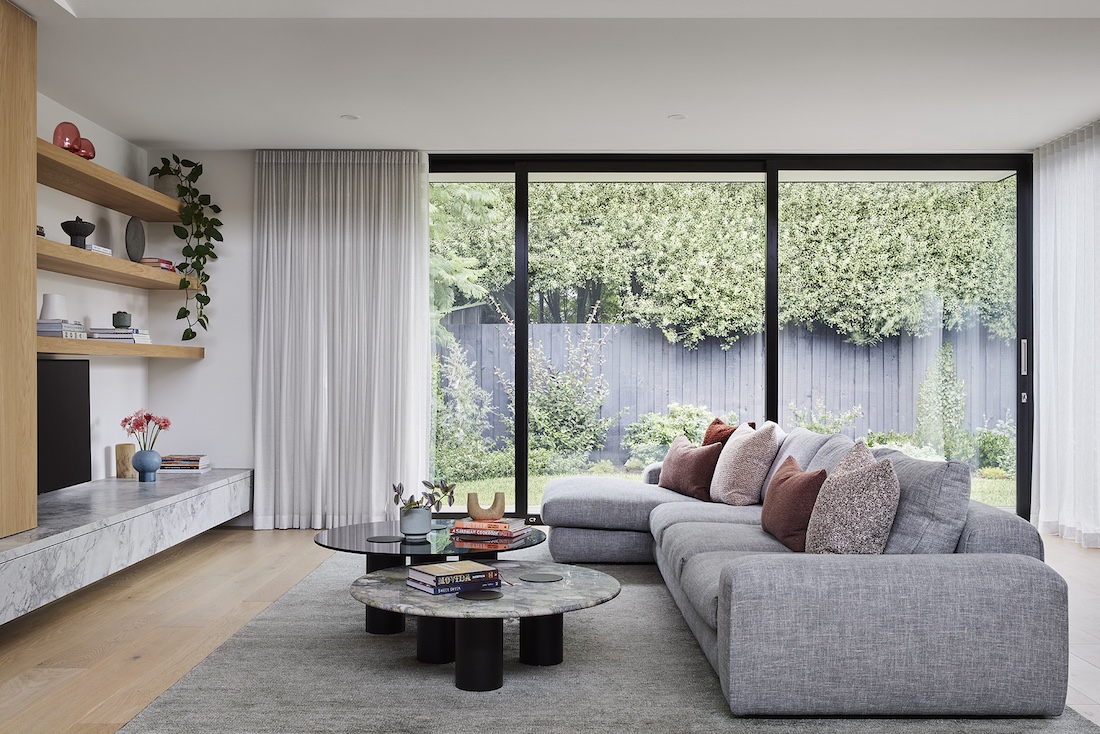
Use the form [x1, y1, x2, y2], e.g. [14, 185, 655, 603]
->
[147, 150, 255, 472]
[36, 94, 152, 479]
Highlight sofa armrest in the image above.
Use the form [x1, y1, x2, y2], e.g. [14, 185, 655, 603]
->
[955, 500, 1043, 559]
[642, 462, 662, 485]
[716, 552, 1067, 716]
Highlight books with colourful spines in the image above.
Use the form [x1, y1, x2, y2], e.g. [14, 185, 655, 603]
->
[161, 457, 211, 468]
[407, 560, 499, 587]
[453, 517, 528, 532]
[140, 258, 177, 272]
[450, 526, 531, 539]
[406, 577, 502, 595]
[452, 536, 530, 551]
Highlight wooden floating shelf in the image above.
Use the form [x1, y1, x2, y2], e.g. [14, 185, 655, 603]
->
[36, 238, 194, 290]
[36, 336, 204, 360]
[36, 138, 181, 222]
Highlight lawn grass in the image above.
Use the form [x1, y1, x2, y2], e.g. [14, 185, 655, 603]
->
[970, 476, 1016, 508]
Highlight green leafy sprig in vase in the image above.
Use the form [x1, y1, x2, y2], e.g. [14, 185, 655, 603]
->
[393, 481, 456, 539]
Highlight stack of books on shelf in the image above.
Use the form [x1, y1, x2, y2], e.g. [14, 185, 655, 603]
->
[88, 327, 152, 344]
[158, 455, 211, 475]
[80, 243, 112, 256]
[406, 560, 501, 595]
[140, 257, 177, 272]
[449, 517, 531, 549]
[37, 319, 87, 339]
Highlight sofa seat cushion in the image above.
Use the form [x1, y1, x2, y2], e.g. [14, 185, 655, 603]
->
[650, 503, 763, 545]
[872, 448, 971, 554]
[541, 476, 699, 531]
[680, 551, 776, 631]
[658, 521, 791, 581]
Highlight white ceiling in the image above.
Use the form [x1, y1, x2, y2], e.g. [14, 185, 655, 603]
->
[15, 0, 1100, 153]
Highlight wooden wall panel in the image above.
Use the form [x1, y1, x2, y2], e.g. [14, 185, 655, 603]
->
[0, 0, 37, 537]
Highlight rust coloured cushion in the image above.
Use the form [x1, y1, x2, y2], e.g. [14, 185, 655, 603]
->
[658, 436, 722, 502]
[760, 456, 828, 552]
[703, 418, 756, 446]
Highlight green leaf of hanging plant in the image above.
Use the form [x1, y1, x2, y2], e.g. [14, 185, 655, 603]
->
[177, 307, 190, 319]
[173, 225, 188, 239]
[183, 328, 196, 341]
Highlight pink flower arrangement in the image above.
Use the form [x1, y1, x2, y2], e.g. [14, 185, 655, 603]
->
[121, 410, 171, 451]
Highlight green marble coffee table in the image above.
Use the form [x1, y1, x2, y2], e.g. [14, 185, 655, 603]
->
[351, 559, 620, 691]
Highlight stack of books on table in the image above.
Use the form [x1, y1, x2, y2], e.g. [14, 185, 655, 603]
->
[406, 560, 501, 595]
[140, 257, 177, 272]
[88, 327, 152, 344]
[158, 455, 211, 475]
[450, 517, 531, 547]
[37, 319, 87, 339]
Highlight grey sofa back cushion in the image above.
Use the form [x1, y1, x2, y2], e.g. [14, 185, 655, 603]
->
[805, 433, 858, 473]
[872, 448, 971, 554]
[761, 428, 833, 498]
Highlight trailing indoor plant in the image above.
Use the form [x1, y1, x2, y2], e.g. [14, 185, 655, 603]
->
[149, 155, 223, 341]
[393, 481, 456, 539]
[121, 410, 171, 482]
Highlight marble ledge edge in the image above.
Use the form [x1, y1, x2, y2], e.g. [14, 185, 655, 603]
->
[0, 469, 253, 563]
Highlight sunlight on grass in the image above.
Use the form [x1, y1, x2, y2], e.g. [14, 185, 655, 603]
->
[971, 476, 1015, 508]
[455, 471, 644, 512]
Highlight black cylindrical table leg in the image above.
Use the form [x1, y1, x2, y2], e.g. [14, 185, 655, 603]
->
[365, 555, 406, 634]
[455, 618, 504, 691]
[519, 613, 563, 666]
[417, 617, 456, 664]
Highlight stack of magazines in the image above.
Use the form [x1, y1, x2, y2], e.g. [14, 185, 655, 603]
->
[37, 319, 87, 339]
[88, 327, 152, 344]
[158, 455, 210, 475]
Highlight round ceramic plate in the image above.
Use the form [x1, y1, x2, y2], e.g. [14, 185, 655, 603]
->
[125, 217, 145, 262]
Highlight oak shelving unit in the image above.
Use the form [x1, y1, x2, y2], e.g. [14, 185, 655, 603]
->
[35, 137, 203, 361]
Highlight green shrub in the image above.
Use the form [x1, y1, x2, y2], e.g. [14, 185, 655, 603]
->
[588, 460, 616, 475]
[789, 399, 862, 435]
[865, 429, 915, 447]
[621, 403, 721, 464]
[977, 466, 1010, 480]
[623, 457, 645, 472]
[976, 416, 1015, 475]
[915, 344, 976, 464]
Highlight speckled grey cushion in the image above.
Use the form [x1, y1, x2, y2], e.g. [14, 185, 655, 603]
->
[805, 442, 900, 555]
[709, 422, 782, 506]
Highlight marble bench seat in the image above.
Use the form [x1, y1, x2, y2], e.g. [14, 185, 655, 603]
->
[0, 469, 252, 625]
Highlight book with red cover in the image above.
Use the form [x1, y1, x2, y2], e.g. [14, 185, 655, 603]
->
[453, 517, 527, 532]
[451, 526, 531, 539]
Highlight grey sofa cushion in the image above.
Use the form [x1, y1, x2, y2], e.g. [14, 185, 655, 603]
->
[872, 448, 972, 554]
[955, 500, 1043, 559]
[680, 550, 777, 631]
[805, 433, 858, 473]
[761, 428, 834, 497]
[650, 502, 763, 545]
[547, 526, 654, 563]
[541, 476, 698, 531]
[659, 521, 791, 581]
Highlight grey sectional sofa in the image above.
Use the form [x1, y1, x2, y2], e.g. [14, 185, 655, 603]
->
[541, 427, 1069, 717]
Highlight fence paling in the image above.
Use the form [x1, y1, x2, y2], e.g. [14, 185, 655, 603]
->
[445, 323, 1015, 463]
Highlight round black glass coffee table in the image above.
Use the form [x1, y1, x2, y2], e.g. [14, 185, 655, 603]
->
[314, 519, 545, 634]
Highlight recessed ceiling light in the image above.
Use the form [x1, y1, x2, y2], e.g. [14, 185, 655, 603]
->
[667, 113, 687, 121]
[340, 114, 361, 121]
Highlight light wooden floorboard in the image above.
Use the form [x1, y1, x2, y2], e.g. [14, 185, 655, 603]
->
[0, 527, 332, 734]
[0, 527, 1096, 732]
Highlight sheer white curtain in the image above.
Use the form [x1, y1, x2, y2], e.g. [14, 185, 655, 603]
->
[252, 150, 430, 529]
[1034, 121, 1100, 547]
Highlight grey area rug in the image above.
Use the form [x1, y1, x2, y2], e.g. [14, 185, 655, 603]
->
[122, 544, 1098, 734]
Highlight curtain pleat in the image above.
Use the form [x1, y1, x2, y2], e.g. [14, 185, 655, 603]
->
[252, 150, 430, 529]
[1034, 122, 1100, 547]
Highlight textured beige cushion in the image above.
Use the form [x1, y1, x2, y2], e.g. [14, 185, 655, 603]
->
[805, 442, 901, 555]
[709, 422, 782, 506]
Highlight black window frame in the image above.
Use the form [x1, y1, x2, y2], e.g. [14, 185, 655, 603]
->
[430, 154, 1034, 520]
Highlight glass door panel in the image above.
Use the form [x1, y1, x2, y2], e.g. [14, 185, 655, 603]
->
[777, 170, 1018, 508]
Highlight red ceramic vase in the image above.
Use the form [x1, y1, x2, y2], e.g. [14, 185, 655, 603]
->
[75, 138, 96, 160]
[52, 121, 81, 151]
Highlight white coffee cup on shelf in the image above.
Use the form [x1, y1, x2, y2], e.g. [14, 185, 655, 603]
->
[39, 293, 67, 320]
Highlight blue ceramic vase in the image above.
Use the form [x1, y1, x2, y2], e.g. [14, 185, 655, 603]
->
[132, 449, 161, 482]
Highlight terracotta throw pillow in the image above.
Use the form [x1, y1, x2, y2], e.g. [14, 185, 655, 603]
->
[805, 442, 901, 555]
[760, 456, 828, 552]
[702, 418, 756, 446]
[709, 422, 782, 506]
[658, 436, 721, 502]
